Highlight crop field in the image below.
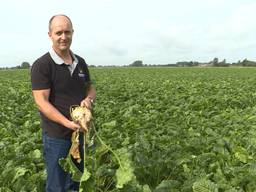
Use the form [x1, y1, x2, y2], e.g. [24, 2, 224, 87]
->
[1, 67, 256, 191]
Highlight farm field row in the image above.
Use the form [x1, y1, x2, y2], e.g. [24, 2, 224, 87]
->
[1, 67, 256, 191]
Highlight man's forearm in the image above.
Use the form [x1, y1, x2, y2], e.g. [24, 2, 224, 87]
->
[87, 84, 96, 100]
[32, 89, 80, 131]
[36, 100, 71, 128]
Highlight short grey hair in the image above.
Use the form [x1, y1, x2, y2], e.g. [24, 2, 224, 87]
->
[48, 14, 73, 32]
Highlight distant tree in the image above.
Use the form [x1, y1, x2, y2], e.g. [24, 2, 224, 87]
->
[212, 57, 219, 66]
[241, 59, 256, 66]
[130, 60, 143, 67]
[21, 62, 30, 68]
[218, 59, 230, 67]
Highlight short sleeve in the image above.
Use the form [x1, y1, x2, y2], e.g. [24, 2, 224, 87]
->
[78, 56, 91, 83]
[84, 63, 91, 83]
[31, 60, 51, 90]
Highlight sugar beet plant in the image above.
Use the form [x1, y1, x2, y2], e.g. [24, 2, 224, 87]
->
[1, 67, 256, 191]
[0, 70, 45, 191]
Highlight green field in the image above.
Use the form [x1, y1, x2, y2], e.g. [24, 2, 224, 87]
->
[1, 67, 256, 191]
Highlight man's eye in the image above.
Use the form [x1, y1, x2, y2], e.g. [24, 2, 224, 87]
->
[65, 31, 71, 35]
[56, 32, 62, 36]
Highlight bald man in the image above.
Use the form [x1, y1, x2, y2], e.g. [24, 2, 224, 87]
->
[31, 14, 96, 192]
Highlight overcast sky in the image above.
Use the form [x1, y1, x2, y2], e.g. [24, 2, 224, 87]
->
[0, 0, 255, 67]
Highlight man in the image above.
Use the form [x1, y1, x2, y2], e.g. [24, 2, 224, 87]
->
[31, 14, 96, 192]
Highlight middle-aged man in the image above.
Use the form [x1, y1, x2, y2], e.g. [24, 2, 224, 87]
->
[31, 14, 96, 192]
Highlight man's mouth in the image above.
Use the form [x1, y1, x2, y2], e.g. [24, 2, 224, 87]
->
[60, 41, 68, 45]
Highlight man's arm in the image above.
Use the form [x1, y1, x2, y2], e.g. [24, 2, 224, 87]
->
[80, 84, 96, 109]
[32, 89, 80, 130]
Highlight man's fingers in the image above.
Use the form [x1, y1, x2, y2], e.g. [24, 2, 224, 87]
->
[70, 121, 81, 131]
[80, 99, 91, 110]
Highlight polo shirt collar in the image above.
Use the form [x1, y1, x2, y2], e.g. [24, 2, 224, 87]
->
[49, 48, 78, 65]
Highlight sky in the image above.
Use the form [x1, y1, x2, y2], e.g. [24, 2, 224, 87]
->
[0, 0, 255, 67]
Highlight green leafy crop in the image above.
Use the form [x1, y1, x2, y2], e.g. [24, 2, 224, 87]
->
[1, 67, 256, 191]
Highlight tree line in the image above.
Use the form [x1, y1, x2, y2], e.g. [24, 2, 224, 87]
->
[128, 58, 256, 67]
[0, 62, 30, 70]
[1, 58, 256, 70]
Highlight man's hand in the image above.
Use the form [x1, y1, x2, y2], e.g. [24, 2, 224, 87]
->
[65, 120, 81, 131]
[80, 97, 93, 110]
[81, 85, 96, 110]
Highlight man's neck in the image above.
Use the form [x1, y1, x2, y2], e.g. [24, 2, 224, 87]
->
[53, 48, 71, 62]
[53, 48, 73, 64]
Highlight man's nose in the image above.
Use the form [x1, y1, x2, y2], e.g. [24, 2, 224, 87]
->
[61, 33, 67, 39]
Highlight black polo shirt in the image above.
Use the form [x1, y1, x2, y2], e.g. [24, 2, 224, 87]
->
[31, 52, 91, 139]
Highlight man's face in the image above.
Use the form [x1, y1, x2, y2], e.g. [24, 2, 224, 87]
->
[48, 16, 73, 53]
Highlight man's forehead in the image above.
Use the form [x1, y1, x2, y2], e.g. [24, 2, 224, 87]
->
[51, 16, 70, 25]
[50, 16, 73, 30]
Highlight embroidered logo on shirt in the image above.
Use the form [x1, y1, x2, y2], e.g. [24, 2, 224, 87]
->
[78, 69, 85, 78]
